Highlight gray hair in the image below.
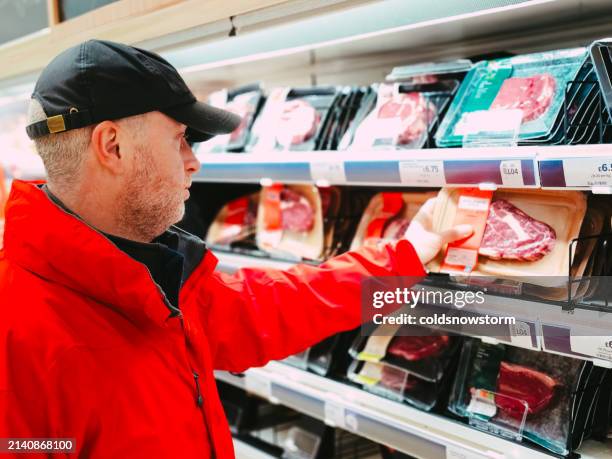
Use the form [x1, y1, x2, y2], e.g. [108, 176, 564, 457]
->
[28, 99, 93, 190]
[28, 100, 147, 190]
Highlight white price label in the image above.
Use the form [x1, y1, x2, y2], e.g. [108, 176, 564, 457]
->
[310, 161, 347, 184]
[500, 160, 524, 186]
[399, 160, 445, 186]
[562, 157, 612, 187]
[245, 374, 273, 400]
[570, 335, 612, 362]
[324, 397, 346, 429]
[446, 445, 494, 459]
[510, 321, 534, 349]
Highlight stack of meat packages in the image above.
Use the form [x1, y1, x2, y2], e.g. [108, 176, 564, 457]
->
[449, 338, 608, 456]
[347, 324, 462, 411]
[435, 48, 603, 146]
[339, 61, 469, 151]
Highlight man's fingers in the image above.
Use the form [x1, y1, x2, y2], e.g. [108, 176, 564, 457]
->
[413, 198, 437, 225]
[439, 224, 473, 245]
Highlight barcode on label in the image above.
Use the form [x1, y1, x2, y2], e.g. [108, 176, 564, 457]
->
[458, 196, 490, 211]
[444, 247, 478, 267]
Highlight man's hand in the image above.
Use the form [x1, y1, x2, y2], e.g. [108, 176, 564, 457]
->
[403, 198, 473, 265]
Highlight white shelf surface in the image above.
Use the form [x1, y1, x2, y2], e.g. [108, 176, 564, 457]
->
[216, 361, 612, 459]
[194, 144, 612, 191]
[212, 251, 612, 366]
[233, 437, 277, 459]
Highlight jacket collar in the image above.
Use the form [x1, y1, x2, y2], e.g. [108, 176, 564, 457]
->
[2, 180, 216, 327]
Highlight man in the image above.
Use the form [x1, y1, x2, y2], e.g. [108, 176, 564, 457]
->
[0, 40, 471, 458]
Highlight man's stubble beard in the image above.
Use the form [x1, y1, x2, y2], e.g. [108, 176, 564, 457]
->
[117, 145, 185, 242]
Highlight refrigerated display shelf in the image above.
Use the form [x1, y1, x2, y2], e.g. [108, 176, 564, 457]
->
[195, 145, 612, 191]
[215, 361, 612, 459]
[213, 251, 612, 367]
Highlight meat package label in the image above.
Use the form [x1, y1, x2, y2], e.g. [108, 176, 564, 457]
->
[561, 157, 612, 188]
[569, 335, 612, 362]
[399, 160, 445, 186]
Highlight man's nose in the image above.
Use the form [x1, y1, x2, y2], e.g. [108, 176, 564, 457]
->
[183, 140, 201, 174]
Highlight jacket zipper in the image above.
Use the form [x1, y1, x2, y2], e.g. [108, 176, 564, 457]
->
[193, 371, 203, 407]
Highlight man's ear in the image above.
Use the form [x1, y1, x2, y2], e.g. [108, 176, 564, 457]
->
[90, 121, 124, 174]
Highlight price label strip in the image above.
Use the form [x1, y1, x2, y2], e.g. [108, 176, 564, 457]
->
[570, 335, 612, 363]
[561, 157, 612, 188]
[446, 444, 494, 459]
[310, 161, 347, 184]
[399, 160, 446, 186]
[324, 398, 347, 429]
[509, 320, 535, 349]
[245, 374, 278, 403]
[499, 160, 524, 187]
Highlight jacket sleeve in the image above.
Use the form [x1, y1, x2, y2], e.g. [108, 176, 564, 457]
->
[189, 240, 426, 373]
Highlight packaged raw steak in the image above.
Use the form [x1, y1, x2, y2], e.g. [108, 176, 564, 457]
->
[479, 199, 557, 262]
[256, 184, 325, 260]
[350, 324, 461, 383]
[347, 359, 440, 411]
[342, 79, 459, 150]
[246, 87, 338, 152]
[436, 48, 587, 146]
[449, 339, 590, 455]
[350, 192, 436, 250]
[196, 85, 263, 153]
[428, 188, 587, 281]
[205, 193, 259, 248]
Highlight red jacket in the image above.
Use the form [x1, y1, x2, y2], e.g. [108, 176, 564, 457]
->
[0, 181, 425, 458]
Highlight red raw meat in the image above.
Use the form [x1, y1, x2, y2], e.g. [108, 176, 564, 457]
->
[490, 74, 556, 123]
[276, 99, 320, 146]
[224, 98, 256, 142]
[479, 200, 556, 261]
[380, 365, 419, 392]
[496, 362, 558, 419]
[387, 335, 450, 361]
[376, 92, 436, 145]
[280, 188, 315, 233]
[382, 218, 411, 240]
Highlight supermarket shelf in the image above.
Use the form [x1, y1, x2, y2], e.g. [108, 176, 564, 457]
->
[215, 361, 612, 459]
[195, 145, 612, 190]
[212, 251, 612, 366]
[195, 148, 539, 188]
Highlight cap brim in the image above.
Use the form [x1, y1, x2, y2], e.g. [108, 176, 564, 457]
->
[162, 100, 241, 143]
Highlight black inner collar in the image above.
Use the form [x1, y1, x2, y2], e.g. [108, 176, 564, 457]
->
[43, 185, 191, 312]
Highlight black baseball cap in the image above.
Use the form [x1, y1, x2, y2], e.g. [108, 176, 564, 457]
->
[25, 39, 240, 142]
